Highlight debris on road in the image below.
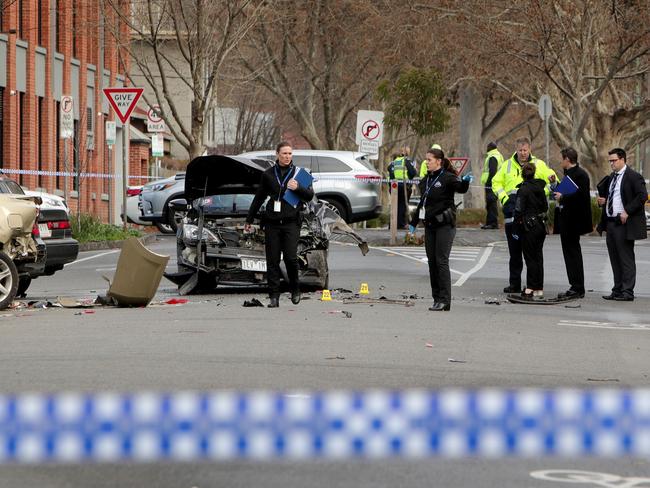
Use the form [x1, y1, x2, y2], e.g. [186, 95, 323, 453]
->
[325, 356, 345, 360]
[448, 358, 467, 363]
[332, 288, 353, 294]
[425, 343, 433, 348]
[326, 310, 352, 318]
[587, 378, 620, 382]
[164, 298, 189, 305]
[565, 303, 581, 308]
[343, 297, 414, 306]
[57, 297, 97, 308]
[243, 298, 264, 307]
[484, 298, 500, 305]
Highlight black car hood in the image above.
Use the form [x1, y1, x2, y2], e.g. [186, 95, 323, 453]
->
[184, 155, 273, 202]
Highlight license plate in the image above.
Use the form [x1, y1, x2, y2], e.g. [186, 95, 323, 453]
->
[38, 223, 51, 238]
[241, 258, 267, 272]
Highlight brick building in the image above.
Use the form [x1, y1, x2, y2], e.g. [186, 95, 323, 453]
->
[0, 0, 148, 224]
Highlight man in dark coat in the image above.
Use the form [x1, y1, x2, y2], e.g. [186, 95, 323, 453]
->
[596, 147, 648, 301]
[553, 147, 592, 298]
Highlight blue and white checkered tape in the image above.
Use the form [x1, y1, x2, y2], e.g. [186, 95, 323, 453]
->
[1, 389, 649, 463]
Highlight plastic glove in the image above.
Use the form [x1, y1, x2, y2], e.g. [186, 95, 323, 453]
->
[461, 174, 474, 183]
[408, 224, 416, 234]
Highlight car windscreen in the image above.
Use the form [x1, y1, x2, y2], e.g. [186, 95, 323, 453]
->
[0, 180, 25, 194]
[202, 194, 254, 215]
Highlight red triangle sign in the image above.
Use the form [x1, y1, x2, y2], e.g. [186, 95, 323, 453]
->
[103, 87, 144, 124]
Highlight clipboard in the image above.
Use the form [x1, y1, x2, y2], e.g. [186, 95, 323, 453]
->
[282, 167, 313, 208]
[555, 175, 578, 195]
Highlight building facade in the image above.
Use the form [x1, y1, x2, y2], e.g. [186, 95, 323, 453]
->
[0, 0, 148, 223]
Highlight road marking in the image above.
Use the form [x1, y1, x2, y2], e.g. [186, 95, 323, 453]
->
[375, 247, 462, 275]
[530, 469, 650, 486]
[65, 250, 120, 267]
[452, 244, 494, 287]
[559, 319, 650, 330]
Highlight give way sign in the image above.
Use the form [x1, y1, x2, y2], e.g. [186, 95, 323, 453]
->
[103, 87, 144, 124]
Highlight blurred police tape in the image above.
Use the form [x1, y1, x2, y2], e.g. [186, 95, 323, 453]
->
[0, 388, 649, 463]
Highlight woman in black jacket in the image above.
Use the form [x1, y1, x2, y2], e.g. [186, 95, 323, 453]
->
[245, 142, 314, 308]
[410, 148, 470, 311]
[514, 163, 548, 299]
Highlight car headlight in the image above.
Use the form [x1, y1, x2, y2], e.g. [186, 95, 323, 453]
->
[182, 224, 222, 243]
[146, 182, 175, 192]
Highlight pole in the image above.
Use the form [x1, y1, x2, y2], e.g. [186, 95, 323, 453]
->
[390, 181, 397, 246]
[107, 145, 113, 225]
[63, 140, 69, 205]
[544, 100, 550, 165]
[122, 121, 129, 232]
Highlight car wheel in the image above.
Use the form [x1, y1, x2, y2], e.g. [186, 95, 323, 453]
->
[320, 199, 347, 222]
[0, 252, 18, 310]
[16, 276, 31, 297]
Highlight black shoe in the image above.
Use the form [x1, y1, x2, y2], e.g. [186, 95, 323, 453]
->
[602, 293, 622, 301]
[520, 290, 534, 299]
[481, 224, 498, 229]
[503, 285, 522, 293]
[268, 297, 279, 308]
[613, 295, 634, 302]
[428, 302, 450, 311]
[291, 291, 301, 305]
[558, 289, 585, 299]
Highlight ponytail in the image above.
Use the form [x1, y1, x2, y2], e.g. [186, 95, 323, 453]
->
[442, 158, 457, 176]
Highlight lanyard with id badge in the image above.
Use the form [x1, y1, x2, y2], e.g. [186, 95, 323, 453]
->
[273, 165, 294, 212]
[419, 170, 444, 219]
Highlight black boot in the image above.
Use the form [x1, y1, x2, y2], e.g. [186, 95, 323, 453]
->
[268, 296, 280, 308]
[291, 290, 301, 305]
[428, 302, 450, 311]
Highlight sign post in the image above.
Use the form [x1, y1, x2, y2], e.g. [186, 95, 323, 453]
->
[102, 87, 144, 230]
[147, 106, 165, 178]
[60, 95, 74, 205]
[538, 94, 552, 164]
[105, 121, 116, 224]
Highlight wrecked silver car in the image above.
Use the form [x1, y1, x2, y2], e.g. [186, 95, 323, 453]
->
[164, 155, 368, 295]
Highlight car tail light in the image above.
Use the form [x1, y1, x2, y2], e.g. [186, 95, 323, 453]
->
[32, 223, 40, 237]
[354, 174, 382, 182]
[127, 187, 142, 197]
[47, 220, 71, 230]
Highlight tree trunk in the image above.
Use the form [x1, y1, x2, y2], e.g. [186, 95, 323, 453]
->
[458, 83, 483, 209]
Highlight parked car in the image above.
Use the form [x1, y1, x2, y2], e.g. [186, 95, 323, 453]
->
[0, 193, 46, 308]
[0, 176, 79, 295]
[139, 173, 185, 233]
[646, 208, 650, 230]
[238, 150, 382, 223]
[123, 185, 152, 226]
[163, 155, 368, 294]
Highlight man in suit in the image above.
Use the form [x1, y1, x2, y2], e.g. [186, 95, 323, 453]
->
[553, 147, 592, 299]
[597, 148, 648, 301]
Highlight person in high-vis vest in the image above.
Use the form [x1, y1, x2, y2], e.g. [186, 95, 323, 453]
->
[388, 146, 417, 229]
[420, 143, 442, 178]
[480, 142, 503, 229]
[491, 137, 557, 293]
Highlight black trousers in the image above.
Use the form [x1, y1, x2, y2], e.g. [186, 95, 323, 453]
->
[505, 222, 524, 289]
[605, 221, 636, 298]
[264, 220, 300, 297]
[484, 187, 498, 226]
[521, 223, 546, 290]
[396, 183, 410, 228]
[560, 232, 585, 293]
[424, 224, 456, 305]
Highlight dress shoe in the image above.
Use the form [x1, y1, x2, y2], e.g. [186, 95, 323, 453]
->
[613, 295, 634, 301]
[428, 302, 450, 311]
[503, 285, 522, 293]
[268, 296, 280, 308]
[291, 290, 301, 305]
[602, 294, 622, 301]
[481, 224, 498, 230]
[558, 289, 585, 299]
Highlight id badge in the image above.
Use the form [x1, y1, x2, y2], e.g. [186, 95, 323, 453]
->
[273, 200, 281, 212]
[419, 207, 425, 219]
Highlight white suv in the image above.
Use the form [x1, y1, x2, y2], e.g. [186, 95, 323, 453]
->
[238, 150, 382, 223]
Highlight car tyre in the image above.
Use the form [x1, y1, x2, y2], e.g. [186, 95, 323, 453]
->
[320, 199, 347, 222]
[16, 276, 31, 297]
[156, 221, 175, 234]
[0, 252, 18, 310]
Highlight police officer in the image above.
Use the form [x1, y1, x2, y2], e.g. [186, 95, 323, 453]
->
[419, 143, 442, 178]
[388, 146, 417, 229]
[245, 142, 314, 308]
[480, 142, 503, 229]
[491, 137, 556, 293]
[409, 148, 472, 311]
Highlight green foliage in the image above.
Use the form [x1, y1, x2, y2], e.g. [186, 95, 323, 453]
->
[376, 68, 449, 137]
[365, 212, 390, 228]
[71, 214, 142, 243]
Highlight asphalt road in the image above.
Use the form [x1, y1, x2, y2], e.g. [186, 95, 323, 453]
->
[1, 232, 649, 487]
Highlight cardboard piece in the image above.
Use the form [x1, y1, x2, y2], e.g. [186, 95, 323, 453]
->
[106, 238, 170, 307]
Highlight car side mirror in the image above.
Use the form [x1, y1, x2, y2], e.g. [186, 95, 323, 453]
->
[168, 198, 189, 213]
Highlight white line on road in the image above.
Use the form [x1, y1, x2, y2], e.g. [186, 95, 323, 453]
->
[375, 247, 463, 276]
[559, 319, 650, 330]
[452, 244, 494, 287]
[65, 250, 120, 267]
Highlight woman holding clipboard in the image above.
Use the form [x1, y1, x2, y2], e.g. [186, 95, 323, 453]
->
[245, 142, 314, 308]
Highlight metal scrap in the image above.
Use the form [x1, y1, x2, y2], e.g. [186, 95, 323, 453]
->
[343, 297, 414, 306]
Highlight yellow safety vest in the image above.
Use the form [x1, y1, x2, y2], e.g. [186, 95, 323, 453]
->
[491, 154, 557, 207]
[391, 157, 408, 180]
[480, 149, 504, 186]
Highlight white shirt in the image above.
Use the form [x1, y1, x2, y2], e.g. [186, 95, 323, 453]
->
[607, 165, 627, 217]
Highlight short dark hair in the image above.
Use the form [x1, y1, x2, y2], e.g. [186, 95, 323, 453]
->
[487, 142, 497, 151]
[427, 148, 444, 160]
[276, 141, 292, 153]
[560, 147, 578, 165]
[516, 137, 531, 147]
[608, 147, 626, 162]
[522, 162, 536, 180]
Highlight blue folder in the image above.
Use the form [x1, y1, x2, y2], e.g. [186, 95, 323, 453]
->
[283, 167, 314, 208]
[554, 175, 578, 195]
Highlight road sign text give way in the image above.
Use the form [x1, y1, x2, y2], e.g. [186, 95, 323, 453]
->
[103, 87, 144, 124]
